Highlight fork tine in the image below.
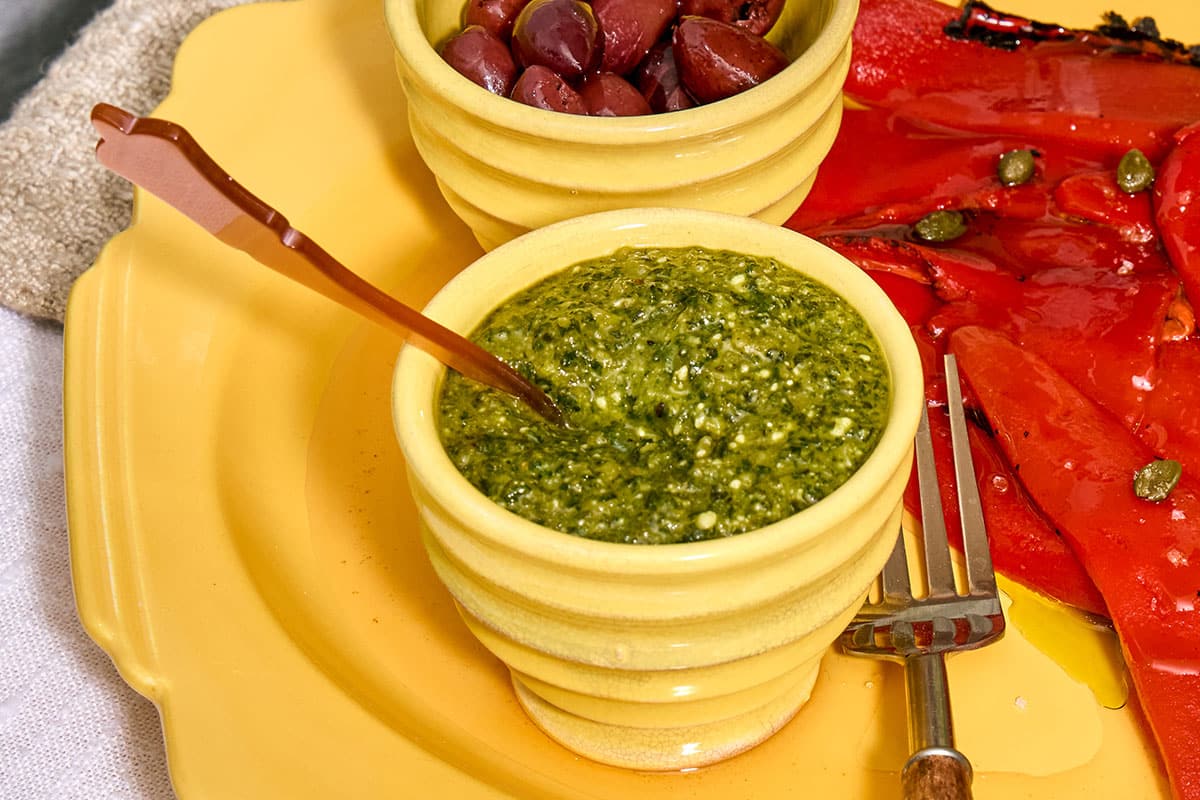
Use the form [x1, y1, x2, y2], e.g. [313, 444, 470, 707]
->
[880, 527, 913, 602]
[944, 354, 998, 597]
[916, 403, 958, 598]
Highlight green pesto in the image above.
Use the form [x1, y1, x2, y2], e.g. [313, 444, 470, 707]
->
[438, 246, 891, 545]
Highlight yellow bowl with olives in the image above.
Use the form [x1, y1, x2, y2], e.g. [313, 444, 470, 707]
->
[392, 208, 923, 770]
[384, 0, 859, 250]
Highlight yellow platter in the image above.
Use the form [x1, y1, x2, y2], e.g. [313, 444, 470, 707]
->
[64, 0, 1193, 796]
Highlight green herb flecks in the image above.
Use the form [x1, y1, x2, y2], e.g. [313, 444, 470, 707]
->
[438, 246, 891, 545]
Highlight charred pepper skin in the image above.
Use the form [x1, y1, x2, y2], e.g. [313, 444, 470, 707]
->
[847, 0, 1200, 160]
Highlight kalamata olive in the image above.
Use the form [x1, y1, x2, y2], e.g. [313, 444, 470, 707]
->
[634, 41, 695, 113]
[510, 64, 588, 113]
[592, 0, 676, 76]
[440, 26, 519, 96]
[677, 0, 785, 36]
[511, 0, 600, 78]
[579, 72, 653, 116]
[463, 0, 531, 40]
[672, 17, 788, 104]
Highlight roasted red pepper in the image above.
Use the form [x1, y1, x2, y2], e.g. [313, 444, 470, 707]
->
[864, 270, 941, 326]
[912, 397, 1108, 615]
[1155, 121, 1200, 307]
[786, 107, 1060, 231]
[786, 3, 1200, 793]
[806, 209, 1178, 433]
[791, 109, 1173, 617]
[1054, 170, 1158, 243]
[951, 325, 1200, 800]
[1141, 338, 1200, 477]
[848, 0, 1200, 160]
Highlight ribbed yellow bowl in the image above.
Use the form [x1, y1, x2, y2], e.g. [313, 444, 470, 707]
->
[384, 0, 859, 250]
[392, 209, 922, 770]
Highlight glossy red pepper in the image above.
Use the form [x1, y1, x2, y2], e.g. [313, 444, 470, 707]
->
[1054, 170, 1158, 243]
[816, 233, 934, 284]
[1141, 338, 1200, 477]
[806, 214, 1178, 432]
[951, 325, 1200, 800]
[848, 0, 1200, 160]
[824, 236, 1117, 615]
[924, 250, 1179, 429]
[817, 212, 1171, 279]
[786, 108, 1061, 231]
[864, 270, 941, 326]
[838, 230, 1175, 616]
[1154, 122, 1200, 308]
[785, 3, 1200, 791]
[913, 400, 1108, 616]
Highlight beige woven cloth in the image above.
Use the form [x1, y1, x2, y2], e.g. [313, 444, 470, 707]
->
[0, 0, 264, 322]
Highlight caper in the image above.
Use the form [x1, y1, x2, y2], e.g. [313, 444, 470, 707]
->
[913, 210, 968, 243]
[1133, 458, 1182, 502]
[1116, 149, 1155, 193]
[998, 149, 1036, 186]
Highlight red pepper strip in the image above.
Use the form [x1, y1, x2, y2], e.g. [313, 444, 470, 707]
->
[926, 251, 1179, 430]
[865, 270, 942, 326]
[1154, 122, 1200, 308]
[848, 0, 1200, 160]
[1162, 292, 1197, 342]
[814, 219, 1174, 425]
[1140, 338, 1200, 478]
[816, 232, 934, 284]
[805, 182, 1053, 236]
[806, 205, 1170, 285]
[923, 214, 1169, 280]
[950, 325, 1200, 800]
[1054, 170, 1159, 244]
[905, 398, 1108, 616]
[840, 247, 1108, 614]
[787, 106, 1092, 232]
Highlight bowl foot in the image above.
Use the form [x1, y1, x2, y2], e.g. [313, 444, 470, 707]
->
[510, 658, 822, 771]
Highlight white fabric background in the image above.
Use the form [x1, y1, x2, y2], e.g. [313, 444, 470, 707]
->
[0, 305, 173, 799]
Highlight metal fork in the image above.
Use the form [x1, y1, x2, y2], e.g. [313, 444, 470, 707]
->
[840, 354, 1005, 800]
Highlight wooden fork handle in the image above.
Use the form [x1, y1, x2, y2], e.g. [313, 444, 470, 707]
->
[902, 748, 973, 800]
[90, 102, 564, 425]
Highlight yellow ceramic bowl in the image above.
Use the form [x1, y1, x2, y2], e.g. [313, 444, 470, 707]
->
[384, 0, 859, 250]
[392, 208, 922, 770]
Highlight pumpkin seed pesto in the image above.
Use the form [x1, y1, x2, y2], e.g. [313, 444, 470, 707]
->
[438, 246, 891, 545]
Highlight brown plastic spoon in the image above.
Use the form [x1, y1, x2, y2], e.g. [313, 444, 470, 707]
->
[90, 102, 564, 426]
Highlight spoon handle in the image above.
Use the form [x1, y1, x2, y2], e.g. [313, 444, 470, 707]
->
[90, 102, 562, 425]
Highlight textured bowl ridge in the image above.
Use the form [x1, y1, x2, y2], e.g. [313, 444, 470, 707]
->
[393, 209, 923, 769]
[385, 0, 859, 249]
